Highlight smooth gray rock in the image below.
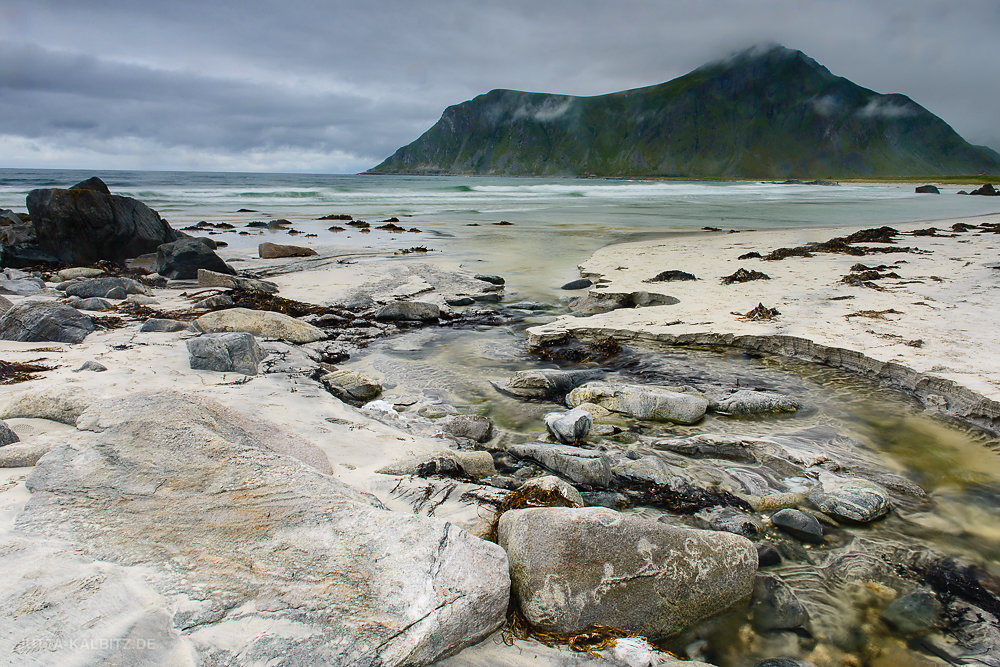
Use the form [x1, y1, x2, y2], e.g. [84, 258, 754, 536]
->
[104, 286, 126, 299]
[543, 407, 593, 445]
[519, 475, 585, 508]
[197, 268, 279, 293]
[880, 589, 941, 635]
[445, 296, 475, 307]
[186, 332, 264, 375]
[808, 477, 891, 523]
[64, 276, 148, 298]
[0, 272, 45, 296]
[258, 242, 318, 259]
[441, 415, 494, 443]
[75, 297, 113, 311]
[16, 391, 510, 664]
[560, 279, 592, 290]
[474, 273, 504, 286]
[195, 307, 325, 343]
[0, 301, 95, 343]
[568, 381, 708, 424]
[0, 420, 18, 446]
[27, 185, 178, 264]
[73, 360, 108, 373]
[0, 439, 54, 467]
[193, 293, 234, 309]
[375, 301, 441, 322]
[770, 509, 824, 544]
[56, 267, 105, 281]
[155, 238, 235, 280]
[320, 369, 383, 404]
[498, 507, 757, 636]
[507, 443, 611, 487]
[751, 575, 809, 632]
[498, 369, 603, 401]
[699, 507, 763, 538]
[711, 390, 799, 415]
[0, 385, 93, 424]
[140, 318, 188, 333]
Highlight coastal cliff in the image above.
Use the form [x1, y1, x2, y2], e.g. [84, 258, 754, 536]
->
[369, 44, 1000, 179]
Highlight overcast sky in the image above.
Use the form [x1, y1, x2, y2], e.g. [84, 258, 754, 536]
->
[1, 0, 997, 174]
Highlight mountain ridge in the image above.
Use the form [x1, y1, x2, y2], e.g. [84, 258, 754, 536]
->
[369, 45, 1000, 178]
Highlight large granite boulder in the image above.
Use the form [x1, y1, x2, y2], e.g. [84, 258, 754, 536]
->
[497, 507, 757, 637]
[186, 332, 264, 375]
[0, 301, 95, 343]
[14, 392, 510, 664]
[26, 179, 179, 264]
[195, 307, 325, 343]
[568, 381, 708, 424]
[155, 238, 235, 280]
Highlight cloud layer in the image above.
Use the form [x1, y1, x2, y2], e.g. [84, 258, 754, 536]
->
[1, 0, 997, 172]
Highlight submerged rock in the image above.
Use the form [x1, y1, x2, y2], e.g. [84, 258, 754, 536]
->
[808, 476, 891, 523]
[567, 381, 708, 424]
[770, 509, 824, 544]
[543, 407, 593, 445]
[880, 589, 941, 636]
[497, 368, 602, 401]
[711, 390, 799, 415]
[751, 575, 810, 632]
[186, 332, 264, 375]
[497, 507, 757, 636]
[15, 392, 510, 664]
[195, 307, 325, 343]
[0, 302, 95, 343]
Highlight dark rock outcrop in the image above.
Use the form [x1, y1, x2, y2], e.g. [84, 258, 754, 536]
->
[914, 185, 940, 194]
[0, 302, 94, 343]
[155, 238, 234, 280]
[186, 332, 264, 375]
[26, 180, 178, 264]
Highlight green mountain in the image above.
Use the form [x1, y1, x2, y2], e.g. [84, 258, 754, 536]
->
[369, 45, 1000, 178]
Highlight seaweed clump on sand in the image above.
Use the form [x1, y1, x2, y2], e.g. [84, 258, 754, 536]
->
[733, 303, 780, 321]
[763, 226, 918, 261]
[227, 288, 328, 317]
[841, 263, 902, 288]
[644, 270, 696, 283]
[721, 268, 770, 284]
[0, 359, 53, 385]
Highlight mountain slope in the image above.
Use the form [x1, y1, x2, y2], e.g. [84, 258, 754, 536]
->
[369, 45, 1000, 178]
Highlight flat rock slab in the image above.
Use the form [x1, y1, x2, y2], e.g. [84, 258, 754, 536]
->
[375, 301, 441, 322]
[195, 307, 325, 343]
[14, 392, 509, 664]
[498, 507, 756, 637]
[197, 269, 278, 293]
[507, 443, 612, 487]
[64, 276, 149, 298]
[0, 301, 95, 343]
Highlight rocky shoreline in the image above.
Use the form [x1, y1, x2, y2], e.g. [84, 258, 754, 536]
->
[2, 178, 1000, 666]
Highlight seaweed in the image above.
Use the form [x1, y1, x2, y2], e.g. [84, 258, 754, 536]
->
[91, 315, 125, 330]
[227, 289, 328, 317]
[618, 479, 753, 514]
[721, 268, 770, 284]
[733, 303, 780, 320]
[762, 227, 918, 261]
[644, 270, 696, 283]
[0, 359, 53, 385]
[845, 308, 902, 319]
[501, 606, 653, 658]
[737, 251, 762, 260]
[529, 336, 622, 363]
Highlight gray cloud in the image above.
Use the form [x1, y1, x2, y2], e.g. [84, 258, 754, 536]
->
[1, 0, 997, 172]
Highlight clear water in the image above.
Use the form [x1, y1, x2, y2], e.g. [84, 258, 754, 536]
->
[4, 168, 999, 663]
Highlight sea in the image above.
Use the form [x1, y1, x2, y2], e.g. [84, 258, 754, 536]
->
[3, 168, 998, 300]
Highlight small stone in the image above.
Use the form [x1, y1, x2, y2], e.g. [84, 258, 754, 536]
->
[73, 360, 107, 373]
[0, 420, 18, 446]
[756, 544, 782, 567]
[320, 369, 382, 404]
[445, 296, 475, 307]
[701, 507, 762, 538]
[194, 294, 234, 309]
[453, 451, 497, 479]
[880, 589, 941, 636]
[56, 267, 105, 281]
[103, 287, 127, 300]
[770, 509, 824, 544]
[75, 297, 113, 311]
[374, 301, 440, 322]
[567, 381, 708, 424]
[474, 274, 504, 286]
[751, 575, 809, 632]
[808, 477, 891, 523]
[543, 407, 593, 445]
[560, 279, 592, 290]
